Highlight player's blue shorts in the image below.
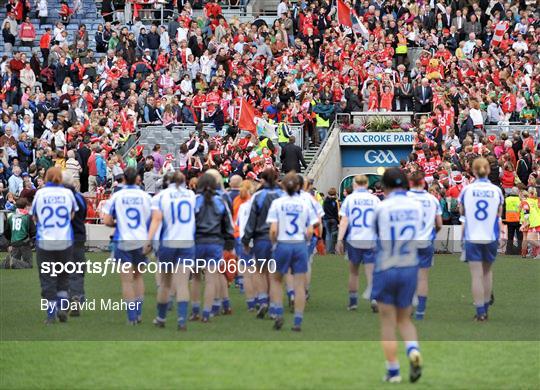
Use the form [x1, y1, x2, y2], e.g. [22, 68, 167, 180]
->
[346, 243, 376, 265]
[371, 266, 418, 308]
[253, 239, 273, 263]
[273, 242, 309, 275]
[236, 238, 254, 268]
[157, 246, 195, 268]
[464, 241, 498, 263]
[418, 245, 435, 268]
[195, 243, 223, 268]
[113, 247, 147, 265]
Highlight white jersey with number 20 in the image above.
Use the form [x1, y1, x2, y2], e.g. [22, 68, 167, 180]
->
[339, 188, 380, 248]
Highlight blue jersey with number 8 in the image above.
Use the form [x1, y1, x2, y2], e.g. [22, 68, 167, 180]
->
[373, 190, 422, 272]
[459, 178, 503, 243]
[103, 185, 152, 250]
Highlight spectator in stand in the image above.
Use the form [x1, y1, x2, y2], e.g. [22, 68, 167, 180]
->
[18, 16, 35, 47]
[322, 187, 339, 254]
[415, 78, 433, 114]
[2, 21, 15, 55]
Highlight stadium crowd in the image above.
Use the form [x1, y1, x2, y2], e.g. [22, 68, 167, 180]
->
[0, 0, 538, 237]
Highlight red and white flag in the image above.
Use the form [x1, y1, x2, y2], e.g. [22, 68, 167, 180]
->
[337, 0, 352, 27]
[491, 21, 509, 46]
[238, 98, 259, 136]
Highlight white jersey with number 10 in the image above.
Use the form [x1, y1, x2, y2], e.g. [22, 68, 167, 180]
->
[151, 185, 196, 248]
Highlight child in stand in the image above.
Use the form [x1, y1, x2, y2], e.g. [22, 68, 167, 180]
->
[2, 198, 36, 269]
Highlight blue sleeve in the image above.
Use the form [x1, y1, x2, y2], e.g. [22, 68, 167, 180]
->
[18, 142, 31, 155]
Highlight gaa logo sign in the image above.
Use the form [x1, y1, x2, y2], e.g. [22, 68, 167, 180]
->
[364, 149, 399, 164]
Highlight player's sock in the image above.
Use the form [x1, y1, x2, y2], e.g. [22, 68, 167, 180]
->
[202, 308, 211, 321]
[46, 299, 57, 319]
[177, 301, 188, 326]
[136, 297, 143, 320]
[269, 302, 276, 317]
[127, 299, 137, 323]
[258, 293, 269, 306]
[405, 341, 420, 357]
[156, 302, 168, 321]
[212, 299, 221, 315]
[56, 291, 68, 311]
[222, 298, 231, 312]
[294, 312, 303, 327]
[349, 291, 358, 307]
[476, 304, 486, 317]
[484, 302, 490, 315]
[191, 302, 200, 316]
[275, 305, 284, 318]
[416, 296, 427, 319]
[287, 289, 294, 300]
[238, 276, 244, 294]
[246, 298, 255, 310]
[386, 361, 400, 378]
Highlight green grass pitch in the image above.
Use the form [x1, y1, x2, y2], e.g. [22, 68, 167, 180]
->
[1, 254, 539, 388]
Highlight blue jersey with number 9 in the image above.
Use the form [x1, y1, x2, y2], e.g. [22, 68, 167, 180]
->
[266, 194, 319, 242]
[103, 185, 152, 250]
[459, 178, 503, 243]
[373, 190, 422, 272]
[31, 183, 79, 251]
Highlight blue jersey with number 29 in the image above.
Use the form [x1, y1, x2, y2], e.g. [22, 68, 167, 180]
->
[373, 190, 422, 272]
[459, 178, 503, 243]
[103, 185, 152, 250]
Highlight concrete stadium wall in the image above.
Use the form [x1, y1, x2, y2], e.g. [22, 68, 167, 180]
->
[84, 224, 463, 252]
[308, 127, 342, 192]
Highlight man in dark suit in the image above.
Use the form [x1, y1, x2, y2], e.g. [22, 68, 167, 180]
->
[280, 136, 307, 173]
[442, 6, 453, 29]
[414, 78, 433, 114]
[417, 5, 435, 30]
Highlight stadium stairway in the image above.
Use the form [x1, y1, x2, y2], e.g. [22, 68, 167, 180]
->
[136, 124, 321, 174]
[0, 0, 99, 57]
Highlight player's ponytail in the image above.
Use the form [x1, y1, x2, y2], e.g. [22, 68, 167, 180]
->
[197, 173, 217, 204]
[472, 157, 490, 178]
[282, 172, 300, 196]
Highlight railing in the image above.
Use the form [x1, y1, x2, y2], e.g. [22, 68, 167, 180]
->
[304, 121, 337, 176]
[485, 124, 538, 136]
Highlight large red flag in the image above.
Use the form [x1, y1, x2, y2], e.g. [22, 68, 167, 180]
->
[337, 0, 352, 27]
[238, 98, 258, 135]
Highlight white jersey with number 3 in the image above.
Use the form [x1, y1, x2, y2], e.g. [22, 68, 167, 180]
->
[151, 185, 196, 248]
[339, 188, 380, 248]
[103, 185, 152, 250]
[459, 178, 503, 243]
[266, 194, 319, 242]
